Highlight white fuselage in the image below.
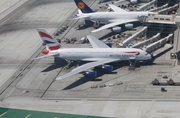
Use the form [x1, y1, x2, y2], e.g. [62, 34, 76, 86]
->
[51, 48, 151, 61]
[80, 12, 149, 23]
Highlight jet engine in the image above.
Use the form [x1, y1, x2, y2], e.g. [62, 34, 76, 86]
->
[102, 65, 113, 72]
[130, 0, 138, 4]
[125, 23, 133, 29]
[84, 71, 97, 77]
[112, 26, 121, 33]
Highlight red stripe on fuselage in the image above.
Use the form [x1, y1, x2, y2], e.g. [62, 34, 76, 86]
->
[125, 51, 139, 54]
[38, 31, 53, 39]
[49, 45, 61, 50]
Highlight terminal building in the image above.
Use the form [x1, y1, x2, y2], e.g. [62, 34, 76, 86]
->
[143, 1, 179, 38]
[142, 0, 180, 64]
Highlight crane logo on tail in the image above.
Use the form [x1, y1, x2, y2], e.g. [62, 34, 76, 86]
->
[78, 2, 85, 9]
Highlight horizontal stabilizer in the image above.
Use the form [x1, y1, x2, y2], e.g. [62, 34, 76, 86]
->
[33, 53, 58, 60]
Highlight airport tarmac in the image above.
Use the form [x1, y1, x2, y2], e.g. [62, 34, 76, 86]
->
[1, 0, 180, 118]
[0, 0, 77, 88]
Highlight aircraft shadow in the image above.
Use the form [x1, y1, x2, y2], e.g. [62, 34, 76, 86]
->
[65, 61, 79, 70]
[76, 20, 94, 30]
[42, 58, 67, 72]
[63, 63, 119, 90]
[63, 77, 103, 90]
[99, 32, 117, 40]
[151, 46, 173, 63]
[77, 21, 111, 32]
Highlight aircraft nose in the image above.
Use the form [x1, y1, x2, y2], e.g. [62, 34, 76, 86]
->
[147, 54, 152, 59]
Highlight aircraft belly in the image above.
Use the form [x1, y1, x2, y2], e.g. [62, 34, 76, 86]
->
[66, 54, 92, 61]
[85, 17, 90, 20]
[92, 16, 110, 22]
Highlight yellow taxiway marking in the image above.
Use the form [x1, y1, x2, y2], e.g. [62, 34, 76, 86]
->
[0, 112, 7, 117]
[25, 114, 31, 118]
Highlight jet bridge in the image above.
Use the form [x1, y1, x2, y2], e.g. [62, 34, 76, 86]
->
[144, 34, 173, 53]
[119, 27, 147, 48]
[157, 0, 179, 7]
[148, 4, 168, 12]
[137, 0, 157, 11]
[158, 4, 179, 14]
[130, 33, 160, 48]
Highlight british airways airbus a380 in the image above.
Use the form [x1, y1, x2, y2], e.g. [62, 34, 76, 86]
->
[73, 0, 155, 32]
[35, 28, 151, 80]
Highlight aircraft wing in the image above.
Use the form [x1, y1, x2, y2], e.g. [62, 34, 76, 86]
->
[113, 0, 125, 4]
[56, 58, 119, 80]
[91, 19, 138, 33]
[108, 4, 127, 12]
[87, 35, 110, 48]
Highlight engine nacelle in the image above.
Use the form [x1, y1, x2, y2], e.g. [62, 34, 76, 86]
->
[112, 26, 121, 33]
[125, 23, 133, 29]
[130, 0, 138, 4]
[84, 71, 97, 77]
[102, 65, 113, 72]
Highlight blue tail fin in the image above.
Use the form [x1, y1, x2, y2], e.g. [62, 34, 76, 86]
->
[74, 0, 94, 13]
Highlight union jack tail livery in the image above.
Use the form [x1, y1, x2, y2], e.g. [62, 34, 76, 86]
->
[37, 28, 61, 51]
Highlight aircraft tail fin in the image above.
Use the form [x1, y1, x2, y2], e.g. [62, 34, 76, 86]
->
[37, 28, 62, 51]
[77, 9, 83, 15]
[74, 0, 94, 13]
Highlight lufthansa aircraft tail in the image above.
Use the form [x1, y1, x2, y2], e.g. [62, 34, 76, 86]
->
[37, 28, 62, 51]
[74, 0, 94, 13]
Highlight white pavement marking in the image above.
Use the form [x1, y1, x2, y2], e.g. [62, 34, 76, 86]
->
[3, 97, 180, 118]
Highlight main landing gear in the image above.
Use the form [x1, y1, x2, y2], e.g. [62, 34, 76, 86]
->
[128, 57, 137, 70]
[93, 21, 100, 29]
